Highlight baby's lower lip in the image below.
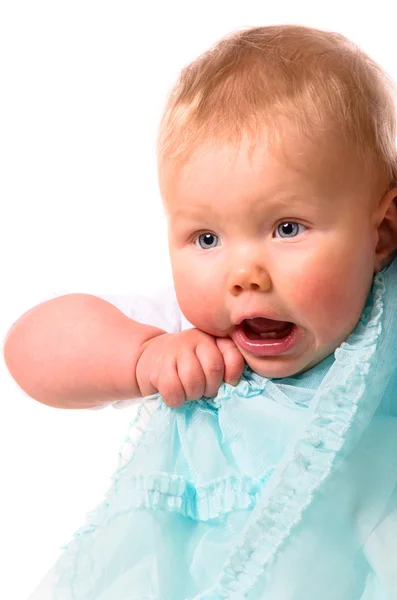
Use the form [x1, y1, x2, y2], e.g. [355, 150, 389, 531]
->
[232, 322, 299, 356]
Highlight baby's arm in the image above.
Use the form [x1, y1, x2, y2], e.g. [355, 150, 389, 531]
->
[3, 294, 165, 409]
[3, 293, 245, 410]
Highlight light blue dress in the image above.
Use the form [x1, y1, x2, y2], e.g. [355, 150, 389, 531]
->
[29, 261, 397, 600]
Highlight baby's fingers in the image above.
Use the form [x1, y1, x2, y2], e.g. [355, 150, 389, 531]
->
[157, 359, 186, 407]
[215, 337, 245, 386]
[175, 350, 206, 401]
[194, 341, 225, 398]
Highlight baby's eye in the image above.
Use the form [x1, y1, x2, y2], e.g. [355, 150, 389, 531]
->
[274, 222, 307, 238]
[195, 233, 220, 249]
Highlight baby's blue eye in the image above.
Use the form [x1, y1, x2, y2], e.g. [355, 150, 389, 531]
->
[274, 222, 307, 238]
[195, 233, 220, 249]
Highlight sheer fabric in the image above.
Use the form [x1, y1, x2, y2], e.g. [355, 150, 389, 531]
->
[29, 262, 397, 599]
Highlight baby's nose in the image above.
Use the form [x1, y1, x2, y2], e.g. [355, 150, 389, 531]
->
[227, 264, 272, 296]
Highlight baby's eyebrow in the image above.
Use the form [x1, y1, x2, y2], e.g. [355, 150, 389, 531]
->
[259, 193, 322, 208]
[171, 215, 215, 232]
[170, 209, 217, 225]
[171, 194, 321, 219]
[171, 206, 212, 218]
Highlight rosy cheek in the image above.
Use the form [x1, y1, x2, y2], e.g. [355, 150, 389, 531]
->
[174, 276, 212, 328]
[284, 263, 367, 339]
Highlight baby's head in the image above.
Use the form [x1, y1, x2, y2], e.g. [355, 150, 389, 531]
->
[157, 25, 397, 378]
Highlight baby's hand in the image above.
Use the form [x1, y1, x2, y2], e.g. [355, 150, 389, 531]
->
[136, 329, 245, 407]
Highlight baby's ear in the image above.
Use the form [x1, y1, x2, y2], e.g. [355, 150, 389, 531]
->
[375, 188, 397, 272]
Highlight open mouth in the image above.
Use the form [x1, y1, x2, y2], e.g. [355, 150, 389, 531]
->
[242, 317, 293, 340]
[232, 317, 298, 356]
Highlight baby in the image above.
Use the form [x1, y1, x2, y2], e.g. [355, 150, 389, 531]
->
[5, 24, 397, 600]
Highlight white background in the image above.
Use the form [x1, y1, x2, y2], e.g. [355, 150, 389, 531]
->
[1, 1, 396, 598]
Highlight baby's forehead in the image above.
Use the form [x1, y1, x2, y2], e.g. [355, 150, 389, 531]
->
[162, 130, 372, 205]
[163, 147, 379, 227]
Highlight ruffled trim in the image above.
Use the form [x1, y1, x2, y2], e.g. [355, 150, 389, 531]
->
[198, 273, 385, 599]
[54, 397, 160, 598]
[64, 473, 271, 535]
[117, 394, 161, 468]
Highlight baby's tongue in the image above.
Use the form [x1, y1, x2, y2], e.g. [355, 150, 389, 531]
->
[245, 317, 290, 334]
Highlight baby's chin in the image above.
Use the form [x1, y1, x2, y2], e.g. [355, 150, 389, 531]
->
[243, 356, 308, 379]
[242, 349, 332, 380]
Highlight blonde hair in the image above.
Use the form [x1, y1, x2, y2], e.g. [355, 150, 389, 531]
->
[157, 25, 397, 188]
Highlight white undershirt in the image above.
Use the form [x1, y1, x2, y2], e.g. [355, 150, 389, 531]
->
[95, 285, 194, 409]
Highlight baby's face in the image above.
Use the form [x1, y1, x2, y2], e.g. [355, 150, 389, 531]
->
[162, 134, 380, 378]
